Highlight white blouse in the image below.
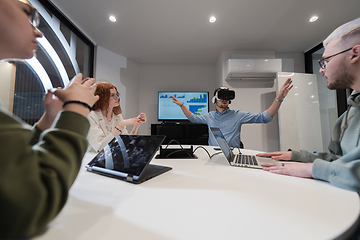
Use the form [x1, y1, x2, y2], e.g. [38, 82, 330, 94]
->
[87, 110, 129, 152]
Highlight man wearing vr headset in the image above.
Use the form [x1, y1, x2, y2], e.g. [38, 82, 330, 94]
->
[171, 78, 292, 148]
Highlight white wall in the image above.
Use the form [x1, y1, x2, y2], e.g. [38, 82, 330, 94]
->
[120, 59, 141, 121]
[0, 61, 14, 111]
[95, 46, 306, 151]
[312, 59, 338, 152]
[214, 50, 305, 152]
[95, 46, 140, 119]
[95, 49, 216, 135]
[138, 64, 216, 134]
[277, 72, 324, 153]
[275, 52, 305, 73]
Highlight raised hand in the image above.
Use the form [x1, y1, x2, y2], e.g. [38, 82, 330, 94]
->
[54, 73, 99, 106]
[36, 90, 64, 131]
[171, 95, 183, 106]
[53, 73, 99, 117]
[137, 113, 147, 124]
[277, 78, 293, 100]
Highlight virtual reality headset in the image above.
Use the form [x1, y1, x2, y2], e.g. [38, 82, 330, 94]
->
[212, 88, 235, 103]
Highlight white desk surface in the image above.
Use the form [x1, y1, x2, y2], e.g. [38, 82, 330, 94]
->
[35, 146, 360, 240]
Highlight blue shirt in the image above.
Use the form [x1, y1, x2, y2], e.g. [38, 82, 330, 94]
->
[188, 108, 273, 147]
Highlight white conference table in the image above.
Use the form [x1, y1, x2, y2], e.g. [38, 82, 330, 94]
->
[35, 146, 360, 240]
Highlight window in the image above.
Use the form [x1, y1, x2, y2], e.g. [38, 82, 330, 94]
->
[304, 43, 348, 151]
[1, 0, 95, 125]
[305, 43, 348, 117]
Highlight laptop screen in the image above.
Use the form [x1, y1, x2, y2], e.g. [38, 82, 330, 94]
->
[209, 127, 233, 160]
[87, 135, 165, 177]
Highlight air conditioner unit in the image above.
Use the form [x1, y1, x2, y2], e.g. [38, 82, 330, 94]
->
[224, 59, 282, 81]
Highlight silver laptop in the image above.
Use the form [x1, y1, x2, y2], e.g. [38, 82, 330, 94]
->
[86, 135, 172, 184]
[209, 127, 276, 169]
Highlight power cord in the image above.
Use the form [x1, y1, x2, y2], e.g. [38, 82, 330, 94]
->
[193, 146, 211, 158]
[162, 139, 194, 158]
[210, 151, 222, 159]
[161, 141, 225, 159]
[163, 139, 183, 150]
[165, 149, 194, 158]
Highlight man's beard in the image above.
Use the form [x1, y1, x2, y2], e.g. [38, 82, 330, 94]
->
[327, 60, 355, 90]
[217, 102, 228, 109]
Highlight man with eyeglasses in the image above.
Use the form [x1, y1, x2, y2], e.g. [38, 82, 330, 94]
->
[0, 0, 99, 238]
[258, 17, 360, 195]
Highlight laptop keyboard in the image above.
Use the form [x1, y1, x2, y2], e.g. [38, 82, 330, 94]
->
[233, 154, 259, 167]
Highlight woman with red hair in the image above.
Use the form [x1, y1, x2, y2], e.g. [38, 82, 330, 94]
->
[87, 82, 147, 152]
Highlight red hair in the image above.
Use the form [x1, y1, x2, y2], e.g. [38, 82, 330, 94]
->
[92, 82, 122, 116]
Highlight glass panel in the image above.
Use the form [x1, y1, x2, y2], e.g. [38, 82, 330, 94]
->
[13, 62, 44, 125]
[38, 16, 77, 84]
[8, 0, 94, 125]
[311, 47, 338, 152]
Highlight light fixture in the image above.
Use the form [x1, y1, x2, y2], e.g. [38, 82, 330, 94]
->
[209, 16, 216, 23]
[25, 57, 53, 91]
[37, 36, 69, 86]
[309, 16, 318, 22]
[109, 16, 117, 22]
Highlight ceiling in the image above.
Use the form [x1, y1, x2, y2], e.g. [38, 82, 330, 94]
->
[49, 0, 360, 64]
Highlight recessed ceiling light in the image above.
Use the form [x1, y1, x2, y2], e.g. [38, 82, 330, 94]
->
[209, 16, 216, 23]
[309, 16, 318, 22]
[109, 16, 117, 22]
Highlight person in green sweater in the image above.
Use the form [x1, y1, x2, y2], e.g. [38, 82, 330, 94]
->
[258, 17, 360, 193]
[0, 0, 99, 238]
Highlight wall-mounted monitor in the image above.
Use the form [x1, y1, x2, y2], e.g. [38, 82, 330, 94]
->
[158, 91, 209, 122]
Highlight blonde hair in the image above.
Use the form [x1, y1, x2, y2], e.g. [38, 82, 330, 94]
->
[18, 0, 35, 8]
[323, 17, 360, 47]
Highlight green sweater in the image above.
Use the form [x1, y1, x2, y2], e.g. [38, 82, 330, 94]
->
[0, 106, 90, 239]
[291, 91, 360, 193]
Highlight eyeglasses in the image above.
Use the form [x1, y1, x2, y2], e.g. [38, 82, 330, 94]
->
[19, 0, 40, 28]
[110, 93, 120, 99]
[318, 47, 353, 69]
[27, 4, 40, 28]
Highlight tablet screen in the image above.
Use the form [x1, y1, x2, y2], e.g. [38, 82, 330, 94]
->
[87, 135, 165, 177]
